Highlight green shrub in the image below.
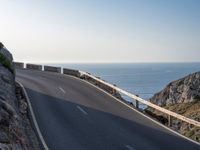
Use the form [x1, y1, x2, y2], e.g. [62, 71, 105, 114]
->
[0, 53, 14, 74]
[0, 42, 4, 49]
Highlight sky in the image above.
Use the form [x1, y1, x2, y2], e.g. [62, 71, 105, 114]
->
[0, 0, 200, 63]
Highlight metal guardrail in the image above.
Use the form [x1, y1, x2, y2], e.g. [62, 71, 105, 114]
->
[80, 71, 200, 128]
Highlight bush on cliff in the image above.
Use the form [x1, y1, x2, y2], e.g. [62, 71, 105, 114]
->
[0, 53, 14, 74]
[0, 42, 4, 49]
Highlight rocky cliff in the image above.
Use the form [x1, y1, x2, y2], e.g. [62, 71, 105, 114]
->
[148, 71, 200, 142]
[150, 71, 200, 106]
[0, 42, 40, 149]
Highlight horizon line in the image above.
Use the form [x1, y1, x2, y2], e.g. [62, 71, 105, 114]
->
[13, 60, 200, 64]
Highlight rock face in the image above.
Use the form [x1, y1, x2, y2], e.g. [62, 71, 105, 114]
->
[0, 43, 24, 149]
[150, 71, 200, 106]
[0, 43, 40, 149]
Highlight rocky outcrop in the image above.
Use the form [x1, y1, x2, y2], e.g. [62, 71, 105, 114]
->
[150, 72, 200, 106]
[147, 71, 200, 142]
[0, 42, 40, 149]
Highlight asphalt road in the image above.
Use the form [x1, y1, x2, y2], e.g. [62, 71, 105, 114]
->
[16, 69, 200, 150]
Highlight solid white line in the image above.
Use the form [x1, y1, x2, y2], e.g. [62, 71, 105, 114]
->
[16, 81, 49, 150]
[77, 106, 88, 115]
[59, 87, 66, 94]
[126, 145, 136, 150]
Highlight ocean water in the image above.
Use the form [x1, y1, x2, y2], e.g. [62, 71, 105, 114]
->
[46, 63, 200, 105]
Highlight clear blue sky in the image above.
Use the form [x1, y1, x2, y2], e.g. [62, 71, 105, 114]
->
[0, 0, 200, 63]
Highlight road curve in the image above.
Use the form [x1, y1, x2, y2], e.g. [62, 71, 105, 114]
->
[16, 69, 200, 150]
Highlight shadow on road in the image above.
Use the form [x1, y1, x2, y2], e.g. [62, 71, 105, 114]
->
[25, 88, 200, 150]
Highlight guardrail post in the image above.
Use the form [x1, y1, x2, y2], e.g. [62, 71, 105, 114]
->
[135, 95, 139, 109]
[97, 81, 100, 87]
[168, 115, 171, 127]
[112, 88, 115, 95]
[112, 85, 116, 95]
[135, 100, 139, 109]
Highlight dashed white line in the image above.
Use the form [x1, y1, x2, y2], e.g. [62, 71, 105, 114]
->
[77, 106, 88, 115]
[59, 87, 66, 94]
[126, 145, 136, 150]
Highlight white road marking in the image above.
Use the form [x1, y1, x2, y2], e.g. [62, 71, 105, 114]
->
[59, 87, 66, 94]
[77, 106, 88, 115]
[17, 81, 50, 150]
[126, 145, 136, 150]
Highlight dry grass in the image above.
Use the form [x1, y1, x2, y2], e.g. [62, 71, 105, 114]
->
[164, 101, 200, 120]
[164, 101, 200, 142]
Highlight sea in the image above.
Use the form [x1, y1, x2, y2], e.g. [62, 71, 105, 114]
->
[45, 63, 200, 107]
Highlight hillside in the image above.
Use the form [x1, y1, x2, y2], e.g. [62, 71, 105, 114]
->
[147, 71, 200, 142]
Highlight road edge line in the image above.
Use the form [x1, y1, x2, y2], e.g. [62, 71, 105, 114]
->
[16, 81, 50, 150]
[67, 75, 200, 146]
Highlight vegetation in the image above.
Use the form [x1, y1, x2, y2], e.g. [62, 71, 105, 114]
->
[146, 100, 200, 142]
[164, 100, 200, 117]
[164, 101, 200, 142]
[0, 53, 14, 74]
[0, 42, 3, 49]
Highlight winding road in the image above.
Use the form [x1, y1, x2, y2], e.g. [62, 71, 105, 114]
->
[16, 69, 200, 150]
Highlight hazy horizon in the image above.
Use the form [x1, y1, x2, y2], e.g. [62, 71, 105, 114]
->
[1, 0, 200, 63]
[23, 61, 200, 64]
